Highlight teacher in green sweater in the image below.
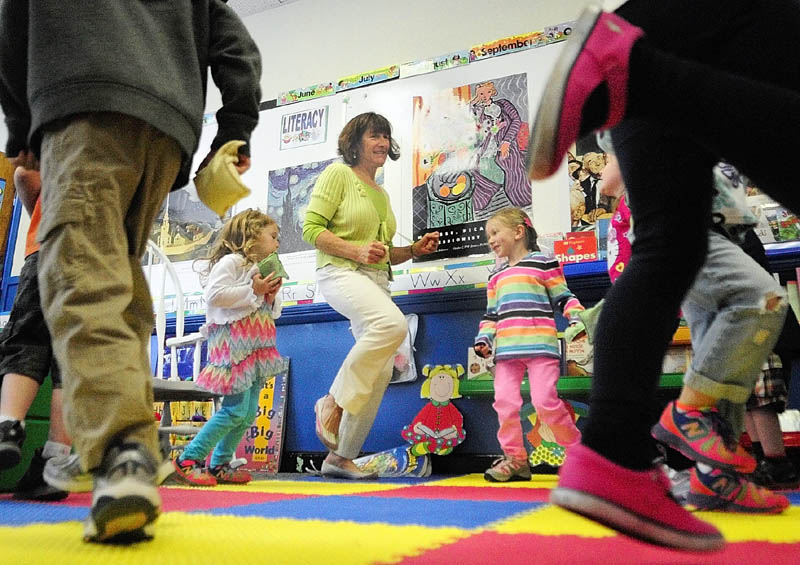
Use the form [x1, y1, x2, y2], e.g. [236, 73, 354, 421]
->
[303, 112, 439, 479]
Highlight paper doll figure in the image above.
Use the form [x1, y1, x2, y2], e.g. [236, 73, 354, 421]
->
[353, 446, 431, 478]
[401, 364, 466, 455]
[526, 401, 578, 467]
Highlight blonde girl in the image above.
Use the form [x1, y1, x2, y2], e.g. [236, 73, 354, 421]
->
[475, 207, 583, 482]
[173, 209, 284, 486]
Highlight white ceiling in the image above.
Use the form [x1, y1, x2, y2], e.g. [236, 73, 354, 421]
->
[226, 0, 301, 18]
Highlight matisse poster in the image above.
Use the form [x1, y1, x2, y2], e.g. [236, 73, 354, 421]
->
[267, 158, 339, 255]
[279, 105, 329, 150]
[411, 73, 531, 260]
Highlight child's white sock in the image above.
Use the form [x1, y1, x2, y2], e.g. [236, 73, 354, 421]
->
[42, 440, 71, 460]
[0, 415, 23, 427]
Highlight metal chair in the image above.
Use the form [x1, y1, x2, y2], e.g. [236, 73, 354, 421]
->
[144, 240, 219, 453]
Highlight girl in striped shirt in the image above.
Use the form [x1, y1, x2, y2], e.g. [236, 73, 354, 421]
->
[475, 208, 584, 482]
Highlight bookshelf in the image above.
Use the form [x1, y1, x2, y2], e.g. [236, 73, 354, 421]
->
[459, 373, 685, 398]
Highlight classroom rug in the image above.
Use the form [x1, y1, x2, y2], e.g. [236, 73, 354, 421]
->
[1, 473, 799, 564]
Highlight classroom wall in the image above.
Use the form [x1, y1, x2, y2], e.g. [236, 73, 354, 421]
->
[0, 0, 600, 276]
[213, 0, 598, 106]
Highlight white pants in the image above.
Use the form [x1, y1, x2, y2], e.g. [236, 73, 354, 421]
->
[317, 265, 407, 459]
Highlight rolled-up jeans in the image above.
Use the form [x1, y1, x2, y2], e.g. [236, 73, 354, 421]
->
[682, 229, 787, 437]
[316, 264, 407, 459]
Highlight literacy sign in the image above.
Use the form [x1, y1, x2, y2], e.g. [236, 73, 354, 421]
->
[280, 105, 328, 150]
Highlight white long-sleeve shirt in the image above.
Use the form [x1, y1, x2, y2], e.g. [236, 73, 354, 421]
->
[201, 253, 282, 332]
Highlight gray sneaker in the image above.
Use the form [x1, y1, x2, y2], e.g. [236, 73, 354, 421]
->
[84, 442, 161, 543]
[44, 451, 175, 493]
[43, 453, 93, 493]
[484, 456, 532, 482]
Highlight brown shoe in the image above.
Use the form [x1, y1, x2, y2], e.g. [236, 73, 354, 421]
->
[314, 395, 341, 451]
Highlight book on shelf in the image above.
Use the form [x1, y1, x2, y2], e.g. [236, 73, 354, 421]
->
[787, 280, 800, 323]
[553, 234, 598, 265]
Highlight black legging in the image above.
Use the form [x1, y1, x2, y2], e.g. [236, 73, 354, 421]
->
[582, 0, 800, 469]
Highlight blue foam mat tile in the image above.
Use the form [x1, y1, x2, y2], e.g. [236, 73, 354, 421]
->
[0, 500, 87, 526]
[202, 494, 543, 528]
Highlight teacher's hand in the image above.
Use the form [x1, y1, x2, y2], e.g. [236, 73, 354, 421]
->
[413, 232, 440, 256]
[356, 241, 387, 264]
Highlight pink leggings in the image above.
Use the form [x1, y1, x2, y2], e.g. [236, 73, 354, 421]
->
[493, 357, 581, 460]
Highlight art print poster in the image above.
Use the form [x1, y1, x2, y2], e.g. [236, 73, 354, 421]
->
[150, 187, 225, 263]
[567, 134, 617, 232]
[267, 158, 339, 255]
[411, 73, 531, 260]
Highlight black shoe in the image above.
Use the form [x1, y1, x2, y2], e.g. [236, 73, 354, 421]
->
[0, 419, 25, 470]
[751, 457, 800, 490]
[13, 448, 68, 501]
[83, 442, 161, 544]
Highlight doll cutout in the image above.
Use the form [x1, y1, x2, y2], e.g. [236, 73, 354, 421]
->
[402, 364, 466, 456]
[525, 401, 579, 467]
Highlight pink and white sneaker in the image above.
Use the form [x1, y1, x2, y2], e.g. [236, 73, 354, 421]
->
[527, 5, 644, 180]
[550, 443, 725, 552]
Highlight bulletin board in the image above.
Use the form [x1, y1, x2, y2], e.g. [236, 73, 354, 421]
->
[151, 34, 574, 313]
[0, 153, 16, 278]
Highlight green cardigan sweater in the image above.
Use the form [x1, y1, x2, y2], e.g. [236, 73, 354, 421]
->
[302, 163, 397, 271]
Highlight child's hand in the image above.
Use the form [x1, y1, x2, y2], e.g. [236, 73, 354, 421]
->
[251, 273, 271, 295]
[564, 321, 586, 342]
[474, 343, 491, 358]
[262, 272, 283, 302]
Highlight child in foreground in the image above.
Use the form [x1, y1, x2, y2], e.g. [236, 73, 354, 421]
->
[475, 207, 584, 482]
[172, 209, 284, 486]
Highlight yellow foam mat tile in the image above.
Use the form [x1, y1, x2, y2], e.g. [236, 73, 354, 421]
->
[490, 505, 618, 537]
[488, 502, 800, 542]
[700, 506, 800, 543]
[162, 478, 409, 496]
[422, 473, 558, 489]
[1, 513, 473, 565]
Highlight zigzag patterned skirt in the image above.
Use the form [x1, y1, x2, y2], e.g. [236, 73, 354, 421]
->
[196, 302, 284, 396]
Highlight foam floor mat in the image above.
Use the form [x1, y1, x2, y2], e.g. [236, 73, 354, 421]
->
[2, 473, 800, 564]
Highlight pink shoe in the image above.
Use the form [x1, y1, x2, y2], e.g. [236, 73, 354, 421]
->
[551, 443, 725, 552]
[527, 6, 644, 180]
